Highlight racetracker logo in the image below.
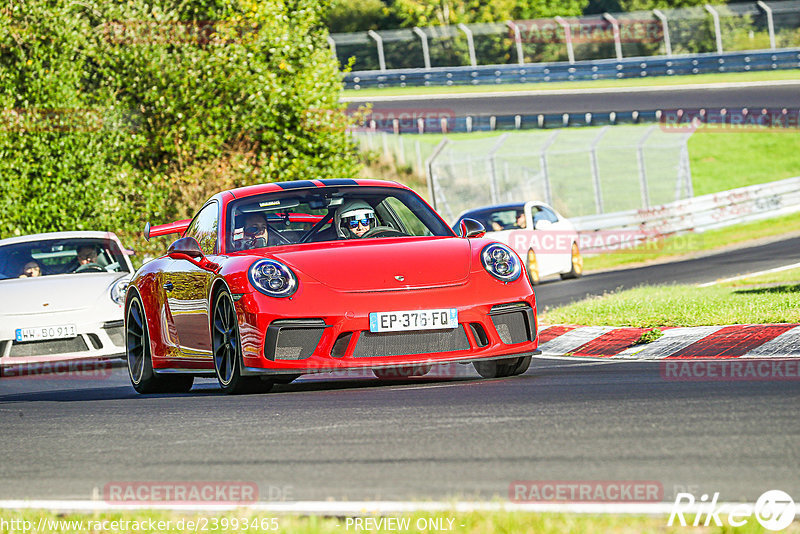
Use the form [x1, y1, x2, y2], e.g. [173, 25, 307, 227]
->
[101, 20, 258, 46]
[104, 482, 259, 504]
[2, 360, 112, 380]
[507, 230, 703, 255]
[661, 360, 800, 382]
[350, 108, 456, 134]
[513, 18, 662, 44]
[0, 108, 105, 133]
[510, 480, 663, 502]
[660, 108, 800, 133]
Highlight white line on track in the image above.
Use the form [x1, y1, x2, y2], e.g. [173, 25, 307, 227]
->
[697, 261, 800, 287]
[341, 79, 800, 102]
[0, 499, 751, 515]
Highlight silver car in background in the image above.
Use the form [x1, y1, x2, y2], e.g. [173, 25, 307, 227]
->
[0, 231, 133, 374]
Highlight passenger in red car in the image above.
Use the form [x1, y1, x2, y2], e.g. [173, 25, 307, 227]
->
[335, 200, 377, 239]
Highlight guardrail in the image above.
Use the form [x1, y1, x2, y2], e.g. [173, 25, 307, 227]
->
[344, 48, 800, 89]
[570, 175, 800, 252]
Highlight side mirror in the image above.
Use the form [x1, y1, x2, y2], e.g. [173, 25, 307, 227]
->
[459, 218, 486, 238]
[167, 237, 204, 259]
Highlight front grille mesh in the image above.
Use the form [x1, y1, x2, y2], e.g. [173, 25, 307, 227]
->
[353, 326, 470, 358]
[9, 337, 89, 357]
[274, 328, 325, 360]
[106, 327, 125, 347]
[491, 310, 531, 345]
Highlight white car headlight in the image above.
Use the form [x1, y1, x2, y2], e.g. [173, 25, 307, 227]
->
[110, 278, 129, 306]
[481, 243, 522, 282]
[249, 259, 298, 298]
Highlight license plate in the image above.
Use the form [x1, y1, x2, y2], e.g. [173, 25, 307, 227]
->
[369, 309, 458, 333]
[15, 324, 77, 343]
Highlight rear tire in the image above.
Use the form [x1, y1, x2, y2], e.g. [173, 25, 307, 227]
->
[473, 356, 531, 379]
[127, 294, 192, 393]
[212, 289, 273, 395]
[560, 242, 583, 280]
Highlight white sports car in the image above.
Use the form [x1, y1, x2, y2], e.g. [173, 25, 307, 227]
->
[455, 201, 583, 284]
[0, 231, 133, 374]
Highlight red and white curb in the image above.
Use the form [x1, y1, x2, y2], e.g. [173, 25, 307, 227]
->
[537, 324, 800, 360]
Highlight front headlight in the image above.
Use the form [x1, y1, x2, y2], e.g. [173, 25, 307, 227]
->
[481, 243, 522, 282]
[110, 278, 129, 306]
[249, 259, 298, 298]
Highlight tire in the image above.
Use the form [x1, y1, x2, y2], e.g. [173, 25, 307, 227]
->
[126, 294, 194, 393]
[212, 289, 272, 395]
[373, 364, 432, 379]
[560, 242, 583, 280]
[526, 249, 540, 285]
[473, 356, 531, 379]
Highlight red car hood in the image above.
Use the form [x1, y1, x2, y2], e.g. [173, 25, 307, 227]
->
[272, 237, 472, 291]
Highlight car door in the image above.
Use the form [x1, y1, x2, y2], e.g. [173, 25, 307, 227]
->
[163, 201, 219, 361]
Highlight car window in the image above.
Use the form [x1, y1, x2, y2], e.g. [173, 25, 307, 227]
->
[225, 186, 452, 251]
[185, 202, 219, 255]
[0, 238, 130, 279]
[533, 206, 559, 225]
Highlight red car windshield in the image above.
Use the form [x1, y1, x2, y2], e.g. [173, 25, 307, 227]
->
[225, 187, 453, 252]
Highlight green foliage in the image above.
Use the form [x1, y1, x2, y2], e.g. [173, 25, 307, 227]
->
[0, 0, 359, 244]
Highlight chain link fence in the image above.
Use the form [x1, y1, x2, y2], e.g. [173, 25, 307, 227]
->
[353, 126, 693, 222]
[331, 1, 800, 72]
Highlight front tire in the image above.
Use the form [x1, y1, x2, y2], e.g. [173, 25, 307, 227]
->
[212, 289, 272, 395]
[473, 356, 531, 379]
[126, 294, 193, 394]
[560, 242, 583, 280]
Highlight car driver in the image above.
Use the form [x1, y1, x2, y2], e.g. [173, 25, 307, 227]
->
[335, 200, 377, 239]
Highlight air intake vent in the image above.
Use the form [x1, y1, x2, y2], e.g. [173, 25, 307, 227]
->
[265, 319, 329, 361]
[10, 337, 89, 357]
[353, 326, 470, 358]
[490, 303, 535, 345]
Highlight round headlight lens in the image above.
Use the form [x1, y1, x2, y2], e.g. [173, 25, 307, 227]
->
[249, 259, 298, 298]
[110, 278, 129, 306]
[481, 243, 522, 282]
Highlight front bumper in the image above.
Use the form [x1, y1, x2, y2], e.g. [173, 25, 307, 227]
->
[234, 278, 538, 375]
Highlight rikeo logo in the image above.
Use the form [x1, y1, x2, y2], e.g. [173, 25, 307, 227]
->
[668, 490, 796, 530]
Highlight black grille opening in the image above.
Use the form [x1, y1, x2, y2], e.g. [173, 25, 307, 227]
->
[331, 332, 353, 358]
[353, 326, 470, 358]
[10, 337, 89, 357]
[106, 327, 125, 347]
[489, 303, 535, 345]
[469, 323, 489, 347]
[264, 319, 329, 361]
[87, 334, 103, 350]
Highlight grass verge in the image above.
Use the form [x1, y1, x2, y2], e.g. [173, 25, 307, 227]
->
[343, 69, 800, 98]
[539, 281, 800, 327]
[582, 213, 800, 272]
[2, 509, 794, 533]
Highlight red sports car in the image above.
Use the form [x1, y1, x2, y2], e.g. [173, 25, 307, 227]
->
[125, 179, 539, 394]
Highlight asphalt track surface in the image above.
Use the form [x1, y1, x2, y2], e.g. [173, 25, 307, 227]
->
[1, 237, 799, 504]
[344, 81, 800, 116]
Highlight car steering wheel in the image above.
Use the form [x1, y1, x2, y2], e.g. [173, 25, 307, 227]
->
[362, 226, 407, 238]
[74, 262, 105, 273]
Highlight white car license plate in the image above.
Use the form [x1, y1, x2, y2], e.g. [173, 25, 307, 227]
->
[369, 309, 458, 333]
[15, 324, 77, 343]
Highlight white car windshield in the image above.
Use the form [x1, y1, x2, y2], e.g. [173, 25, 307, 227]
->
[0, 238, 130, 280]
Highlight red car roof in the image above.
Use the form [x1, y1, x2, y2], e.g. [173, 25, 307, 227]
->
[228, 179, 409, 199]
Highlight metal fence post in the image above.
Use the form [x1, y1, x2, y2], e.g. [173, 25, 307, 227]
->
[367, 30, 387, 71]
[326, 36, 338, 62]
[539, 130, 560, 206]
[653, 9, 672, 57]
[589, 126, 609, 214]
[458, 23, 477, 67]
[757, 1, 777, 50]
[426, 139, 450, 211]
[603, 13, 623, 60]
[485, 134, 509, 204]
[704, 4, 723, 54]
[412, 27, 432, 69]
[636, 126, 657, 209]
[554, 16, 575, 64]
[506, 21, 525, 65]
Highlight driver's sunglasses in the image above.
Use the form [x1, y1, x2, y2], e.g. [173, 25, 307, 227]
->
[347, 218, 371, 229]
